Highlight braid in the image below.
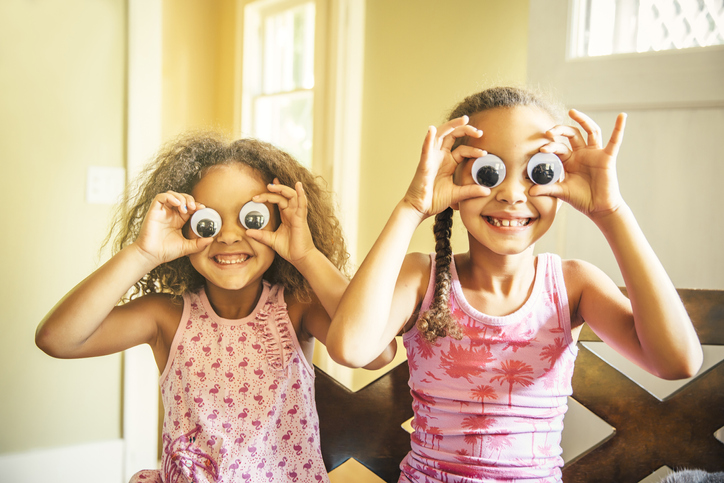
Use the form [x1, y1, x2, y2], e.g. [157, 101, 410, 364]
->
[417, 208, 463, 343]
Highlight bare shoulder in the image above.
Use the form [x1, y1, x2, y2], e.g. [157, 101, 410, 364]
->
[119, 293, 184, 344]
[125, 293, 185, 371]
[401, 252, 432, 284]
[561, 258, 631, 328]
[397, 252, 433, 333]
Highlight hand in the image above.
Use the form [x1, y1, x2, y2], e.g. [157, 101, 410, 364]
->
[246, 180, 316, 265]
[134, 191, 214, 266]
[534, 109, 628, 219]
[403, 116, 489, 220]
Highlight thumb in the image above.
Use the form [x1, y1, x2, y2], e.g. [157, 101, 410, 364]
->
[185, 237, 214, 255]
[529, 183, 567, 201]
[245, 229, 275, 249]
[450, 184, 490, 206]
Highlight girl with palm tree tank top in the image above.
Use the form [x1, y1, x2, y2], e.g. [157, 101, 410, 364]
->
[326, 87, 703, 483]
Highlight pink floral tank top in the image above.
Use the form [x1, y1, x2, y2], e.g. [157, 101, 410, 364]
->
[158, 281, 328, 483]
[400, 253, 578, 483]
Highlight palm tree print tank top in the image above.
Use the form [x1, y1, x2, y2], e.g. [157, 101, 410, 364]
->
[400, 253, 578, 483]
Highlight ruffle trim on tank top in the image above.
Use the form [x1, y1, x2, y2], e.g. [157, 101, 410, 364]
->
[246, 285, 296, 376]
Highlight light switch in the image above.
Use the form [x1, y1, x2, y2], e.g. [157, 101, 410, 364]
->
[86, 166, 126, 205]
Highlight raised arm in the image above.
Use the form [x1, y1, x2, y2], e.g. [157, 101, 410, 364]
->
[36, 192, 212, 364]
[539, 110, 703, 379]
[325, 118, 489, 368]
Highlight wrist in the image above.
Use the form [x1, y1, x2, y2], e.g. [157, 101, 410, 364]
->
[591, 202, 634, 233]
[126, 242, 163, 272]
[397, 199, 427, 226]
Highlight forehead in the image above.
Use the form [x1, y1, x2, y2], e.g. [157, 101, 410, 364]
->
[191, 163, 266, 204]
[466, 106, 557, 154]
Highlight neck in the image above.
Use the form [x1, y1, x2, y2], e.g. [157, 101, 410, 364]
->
[204, 279, 265, 319]
[454, 238, 538, 317]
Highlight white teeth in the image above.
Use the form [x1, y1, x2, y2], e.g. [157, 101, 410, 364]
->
[214, 255, 250, 265]
[486, 217, 530, 227]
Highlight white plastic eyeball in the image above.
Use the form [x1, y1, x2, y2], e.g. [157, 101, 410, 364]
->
[190, 208, 222, 238]
[527, 153, 563, 185]
[471, 154, 506, 188]
[239, 201, 270, 230]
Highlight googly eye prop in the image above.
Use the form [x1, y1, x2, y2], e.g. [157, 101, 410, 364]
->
[527, 153, 563, 186]
[471, 154, 506, 188]
[189, 202, 271, 238]
[239, 202, 270, 230]
[190, 208, 222, 238]
[471, 152, 564, 188]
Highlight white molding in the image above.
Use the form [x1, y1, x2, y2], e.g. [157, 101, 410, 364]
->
[125, 0, 162, 478]
[0, 439, 124, 483]
[238, 0, 364, 266]
[528, 0, 724, 110]
[326, 0, 364, 266]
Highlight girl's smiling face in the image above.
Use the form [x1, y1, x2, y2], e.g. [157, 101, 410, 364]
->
[456, 106, 560, 256]
[187, 163, 278, 295]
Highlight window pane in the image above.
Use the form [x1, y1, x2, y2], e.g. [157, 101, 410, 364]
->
[262, 2, 315, 94]
[254, 91, 314, 168]
[572, 0, 724, 58]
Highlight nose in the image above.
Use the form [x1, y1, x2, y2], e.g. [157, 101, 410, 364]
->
[215, 219, 245, 245]
[495, 175, 528, 205]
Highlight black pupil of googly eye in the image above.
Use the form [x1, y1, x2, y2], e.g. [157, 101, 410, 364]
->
[531, 163, 555, 185]
[244, 212, 265, 230]
[476, 166, 500, 188]
[196, 219, 217, 238]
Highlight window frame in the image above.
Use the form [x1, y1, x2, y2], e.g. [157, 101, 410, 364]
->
[237, 0, 364, 263]
[528, 0, 724, 110]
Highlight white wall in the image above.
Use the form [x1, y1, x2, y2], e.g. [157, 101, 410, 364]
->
[528, 0, 724, 290]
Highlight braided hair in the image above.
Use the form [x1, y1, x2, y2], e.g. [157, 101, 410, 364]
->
[416, 87, 564, 343]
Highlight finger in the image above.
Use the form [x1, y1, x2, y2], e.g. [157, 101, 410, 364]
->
[183, 236, 214, 255]
[419, 126, 437, 164]
[253, 192, 289, 211]
[451, 146, 486, 165]
[245, 228, 275, 248]
[155, 191, 194, 215]
[569, 109, 602, 147]
[178, 193, 198, 212]
[450, 184, 490, 205]
[436, 116, 469, 139]
[295, 182, 308, 217]
[440, 124, 482, 152]
[547, 124, 587, 151]
[604, 113, 627, 157]
[538, 141, 572, 161]
[529, 181, 567, 200]
[266, 181, 298, 200]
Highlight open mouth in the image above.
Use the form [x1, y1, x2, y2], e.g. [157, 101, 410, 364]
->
[485, 217, 531, 227]
[213, 254, 251, 265]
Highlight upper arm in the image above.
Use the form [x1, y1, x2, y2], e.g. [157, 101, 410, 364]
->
[48, 294, 177, 362]
[564, 259, 642, 363]
[393, 252, 432, 335]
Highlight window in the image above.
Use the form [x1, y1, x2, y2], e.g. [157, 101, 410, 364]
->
[242, 0, 317, 168]
[571, 0, 724, 58]
[240, 0, 365, 262]
[526, 0, 724, 110]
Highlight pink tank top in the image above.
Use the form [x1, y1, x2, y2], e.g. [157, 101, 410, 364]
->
[400, 253, 578, 483]
[158, 281, 329, 483]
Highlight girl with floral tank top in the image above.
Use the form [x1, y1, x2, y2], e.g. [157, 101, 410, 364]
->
[327, 87, 702, 482]
[36, 134, 395, 483]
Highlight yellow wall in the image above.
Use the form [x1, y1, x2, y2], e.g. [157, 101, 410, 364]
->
[0, 0, 529, 457]
[0, 0, 126, 453]
[358, 0, 530, 258]
[162, 0, 237, 139]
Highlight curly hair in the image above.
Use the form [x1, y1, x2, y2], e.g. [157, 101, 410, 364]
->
[106, 131, 348, 302]
[417, 86, 563, 343]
